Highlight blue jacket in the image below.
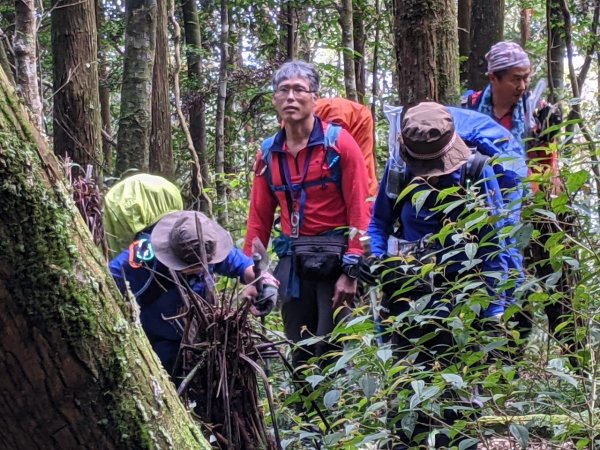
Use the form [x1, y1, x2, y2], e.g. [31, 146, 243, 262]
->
[109, 232, 253, 374]
[368, 161, 513, 315]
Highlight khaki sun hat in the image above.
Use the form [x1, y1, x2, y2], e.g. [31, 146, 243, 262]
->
[151, 211, 233, 270]
[400, 102, 471, 177]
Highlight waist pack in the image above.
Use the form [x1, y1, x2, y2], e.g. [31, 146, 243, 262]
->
[383, 234, 437, 294]
[292, 235, 347, 281]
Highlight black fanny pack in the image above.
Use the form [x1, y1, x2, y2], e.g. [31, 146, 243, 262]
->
[291, 235, 347, 281]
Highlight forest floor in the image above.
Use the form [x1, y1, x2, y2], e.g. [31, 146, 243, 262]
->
[480, 438, 574, 449]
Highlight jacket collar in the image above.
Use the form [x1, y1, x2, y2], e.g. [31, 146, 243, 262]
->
[269, 116, 325, 153]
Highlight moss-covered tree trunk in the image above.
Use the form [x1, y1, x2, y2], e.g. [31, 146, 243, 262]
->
[393, 0, 459, 105]
[116, 0, 157, 176]
[467, 0, 504, 91]
[0, 68, 210, 450]
[51, 0, 102, 173]
[149, 0, 173, 178]
[215, 0, 228, 224]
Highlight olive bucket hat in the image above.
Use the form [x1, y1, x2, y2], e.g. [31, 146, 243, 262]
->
[400, 102, 471, 177]
[151, 211, 233, 270]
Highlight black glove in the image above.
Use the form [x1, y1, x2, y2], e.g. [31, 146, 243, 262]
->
[359, 255, 383, 286]
[253, 283, 278, 317]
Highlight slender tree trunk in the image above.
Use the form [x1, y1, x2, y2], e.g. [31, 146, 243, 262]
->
[215, 0, 228, 224]
[149, 0, 173, 177]
[96, 0, 113, 174]
[354, 0, 366, 103]
[14, 0, 42, 129]
[51, 0, 102, 174]
[393, 0, 459, 105]
[468, 0, 505, 90]
[0, 66, 210, 450]
[520, 8, 532, 45]
[339, 0, 358, 101]
[286, 1, 297, 59]
[371, 0, 380, 131]
[0, 31, 15, 87]
[116, 0, 157, 176]
[458, 0, 471, 85]
[182, 0, 210, 212]
[547, 0, 564, 103]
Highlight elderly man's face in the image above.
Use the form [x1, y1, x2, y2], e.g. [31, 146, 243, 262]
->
[490, 66, 531, 105]
[272, 76, 317, 124]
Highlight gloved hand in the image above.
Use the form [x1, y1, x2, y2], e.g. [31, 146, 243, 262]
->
[359, 255, 383, 286]
[250, 272, 279, 317]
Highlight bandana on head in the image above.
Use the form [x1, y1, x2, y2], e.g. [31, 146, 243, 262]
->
[486, 41, 530, 73]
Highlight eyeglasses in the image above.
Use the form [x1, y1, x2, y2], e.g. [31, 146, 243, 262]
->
[274, 86, 315, 98]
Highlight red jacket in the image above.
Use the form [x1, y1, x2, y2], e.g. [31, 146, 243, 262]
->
[244, 117, 370, 256]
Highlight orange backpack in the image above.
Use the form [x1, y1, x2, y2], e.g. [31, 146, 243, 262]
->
[314, 98, 378, 198]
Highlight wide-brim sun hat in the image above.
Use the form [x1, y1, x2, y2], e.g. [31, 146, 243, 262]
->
[151, 211, 233, 270]
[399, 102, 471, 177]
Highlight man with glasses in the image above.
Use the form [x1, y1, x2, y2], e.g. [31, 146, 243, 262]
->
[244, 60, 370, 372]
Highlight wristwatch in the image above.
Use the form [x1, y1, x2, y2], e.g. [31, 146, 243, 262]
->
[342, 261, 360, 279]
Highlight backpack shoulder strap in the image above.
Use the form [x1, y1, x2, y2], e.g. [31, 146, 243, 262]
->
[460, 151, 491, 186]
[260, 134, 277, 193]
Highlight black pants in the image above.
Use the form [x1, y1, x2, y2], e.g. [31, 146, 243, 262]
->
[281, 274, 350, 370]
[383, 293, 477, 449]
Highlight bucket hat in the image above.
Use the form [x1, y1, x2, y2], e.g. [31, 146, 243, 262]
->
[400, 102, 471, 177]
[151, 211, 233, 270]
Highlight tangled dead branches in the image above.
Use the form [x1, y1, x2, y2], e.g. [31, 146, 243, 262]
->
[169, 273, 282, 450]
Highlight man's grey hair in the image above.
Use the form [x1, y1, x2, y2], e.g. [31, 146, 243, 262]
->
[272, 60, 320, 93]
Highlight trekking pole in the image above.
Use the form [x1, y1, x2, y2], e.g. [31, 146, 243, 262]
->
[252, 253, 271, 376]
[359, 236, 383, 345]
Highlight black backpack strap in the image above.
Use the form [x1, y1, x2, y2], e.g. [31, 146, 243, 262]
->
[460, 151, 491, 187]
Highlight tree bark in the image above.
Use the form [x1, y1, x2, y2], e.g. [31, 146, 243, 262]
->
[96, 0, 113, 174]
[149, 0, 173, 177]
[0, 31, 15, 87]
[468, 0, 505, 90]
[520, 8, 532, 45]
[116, 0, 157, 176]
[13, 0, 42, 129]
[458, 0, 471, 85]
[353, 0, 366, 103]
[547, 0, 564, 103]
[393, 0, 460, 105]
[338, 0, 358, 101]
[51, 0, 102, 174]
[215, 0, 228, 223]
[0, 65, 210, 450]
[182, 0, 210, 211]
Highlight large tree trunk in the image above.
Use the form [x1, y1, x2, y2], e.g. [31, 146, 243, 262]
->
[51, 0, 102, 174]
[547, 0, 564, 103]
[393, 0, 459, 105]
[338, 0, 358, 101]
[182, 0, 210, 212]
[520, 8, 532, 45]
[0, 66, 210, 450]
[116, 0, 157, 176]
[13, 0, 42, 128]
[215, 0, 228, 224]
[149, 0, 173, 177]
[468, 0, 505, 90]
[458, 0, 471, 85]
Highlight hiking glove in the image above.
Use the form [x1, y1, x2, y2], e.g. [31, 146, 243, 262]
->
[359, 255, 383, 286]
[253, 283, 278, 317]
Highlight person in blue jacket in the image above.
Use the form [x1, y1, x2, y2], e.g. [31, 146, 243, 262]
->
[362, 102, 512, 448]
[110, 210, 277, 378]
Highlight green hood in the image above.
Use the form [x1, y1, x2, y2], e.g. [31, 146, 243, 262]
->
[104, 174, 183, 257]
